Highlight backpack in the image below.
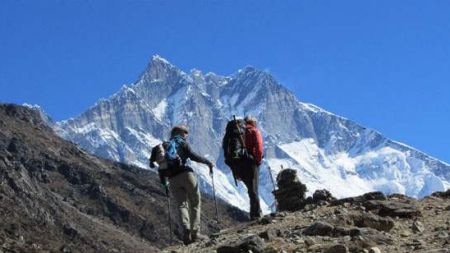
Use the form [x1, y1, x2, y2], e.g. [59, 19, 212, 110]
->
[158, 136, 185, 177]
[165, 135, 184, 168]
[222, 118, 248, 179]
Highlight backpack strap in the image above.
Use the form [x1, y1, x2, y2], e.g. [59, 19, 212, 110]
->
[233, 117, 246, 150]
[166, 135, 183, 159]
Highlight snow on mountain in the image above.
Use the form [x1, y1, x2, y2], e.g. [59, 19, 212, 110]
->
[56, 55, 450, 214]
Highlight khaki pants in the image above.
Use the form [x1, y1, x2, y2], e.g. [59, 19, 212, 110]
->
[169, 171, 201, 231]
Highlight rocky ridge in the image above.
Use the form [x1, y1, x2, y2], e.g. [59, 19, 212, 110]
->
[0, 104, 245, 252]
[163, 170, 450, 253]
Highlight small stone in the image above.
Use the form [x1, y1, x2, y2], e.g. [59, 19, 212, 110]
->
[293, 238, 303, 245]
[259, 229, 277, 241]
[258, 216, 273, 225]
[412, 221, 425, 233]
[303, 222, 334, 236]
[204, 239, 217, 247]
[324, 244, 348, 253]
[437, 231, 448, 239]
[434, 226, 447, 232]
[305, 238, 316, 247]
[60, 245, 72, 253]
[369, 247, 381, 253]
[210, 232, 221, 239]
[275, 212, 288, 217]
[239, 235, 265, 252]
[355, 235, 364, 241]
[262, 247, 277, 253]
[400, 230, 412, 237]
[308, 244, 326, 251]
[322, 236, 333, 241]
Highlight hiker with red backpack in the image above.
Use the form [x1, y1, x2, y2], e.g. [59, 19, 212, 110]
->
[149, 125, 214, 245]
[223, 115, 263, 220]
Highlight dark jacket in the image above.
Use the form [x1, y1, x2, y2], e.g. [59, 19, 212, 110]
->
[176, 141, 212, 167]
[150, 136, 212, 184]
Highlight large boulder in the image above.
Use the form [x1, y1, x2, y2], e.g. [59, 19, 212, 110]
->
[431, 189, 450, 199]
[364, 200, 421, 219]
[352, 213, 395, 232]
[216, 235, 265, 253]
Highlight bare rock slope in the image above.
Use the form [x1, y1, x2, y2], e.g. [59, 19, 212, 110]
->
[0, 104, 245, 252]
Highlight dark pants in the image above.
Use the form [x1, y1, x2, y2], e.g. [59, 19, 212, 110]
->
[240, 161, 261, 219]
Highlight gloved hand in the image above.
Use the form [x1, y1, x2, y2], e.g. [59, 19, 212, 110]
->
[149, 161, 156, 169]
[207, 161, 214, 174]
[161, 181, 170, 195]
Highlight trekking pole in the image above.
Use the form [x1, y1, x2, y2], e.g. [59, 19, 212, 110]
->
[210, 170, 220, 222]
[268, 165, 276, 192]
[166, 188, 173, 243]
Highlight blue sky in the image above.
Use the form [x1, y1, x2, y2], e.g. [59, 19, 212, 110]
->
[1, 0, 449, 163]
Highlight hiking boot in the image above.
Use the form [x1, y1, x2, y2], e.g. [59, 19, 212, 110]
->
[182, 229, 191, 245]
[250, 213, 262, 221]
[250, 216, 261, 221]
[250, 209, 262, 219]
[191, 230, 208, 242]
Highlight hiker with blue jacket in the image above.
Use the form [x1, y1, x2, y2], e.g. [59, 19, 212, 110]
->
[149, 125, 214, 245]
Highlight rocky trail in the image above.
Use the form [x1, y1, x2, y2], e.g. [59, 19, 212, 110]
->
[163, 170, 450, 253]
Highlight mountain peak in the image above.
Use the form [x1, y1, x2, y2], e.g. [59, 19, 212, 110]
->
[137, 55, 183, 85]
[190, 68, 203, 77]
[240, 65, 257, 73]
[235, 66, 274, 82]
[151, 54, 172, 66]
[148, 54, 178, 72]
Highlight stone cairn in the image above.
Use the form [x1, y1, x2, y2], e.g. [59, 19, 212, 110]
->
[273, 168, 307, 211]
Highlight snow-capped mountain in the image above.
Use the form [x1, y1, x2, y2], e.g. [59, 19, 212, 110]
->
[56, 55, 450, 213]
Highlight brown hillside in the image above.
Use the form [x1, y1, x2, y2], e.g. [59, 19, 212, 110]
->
[0, 104, 245, 252]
